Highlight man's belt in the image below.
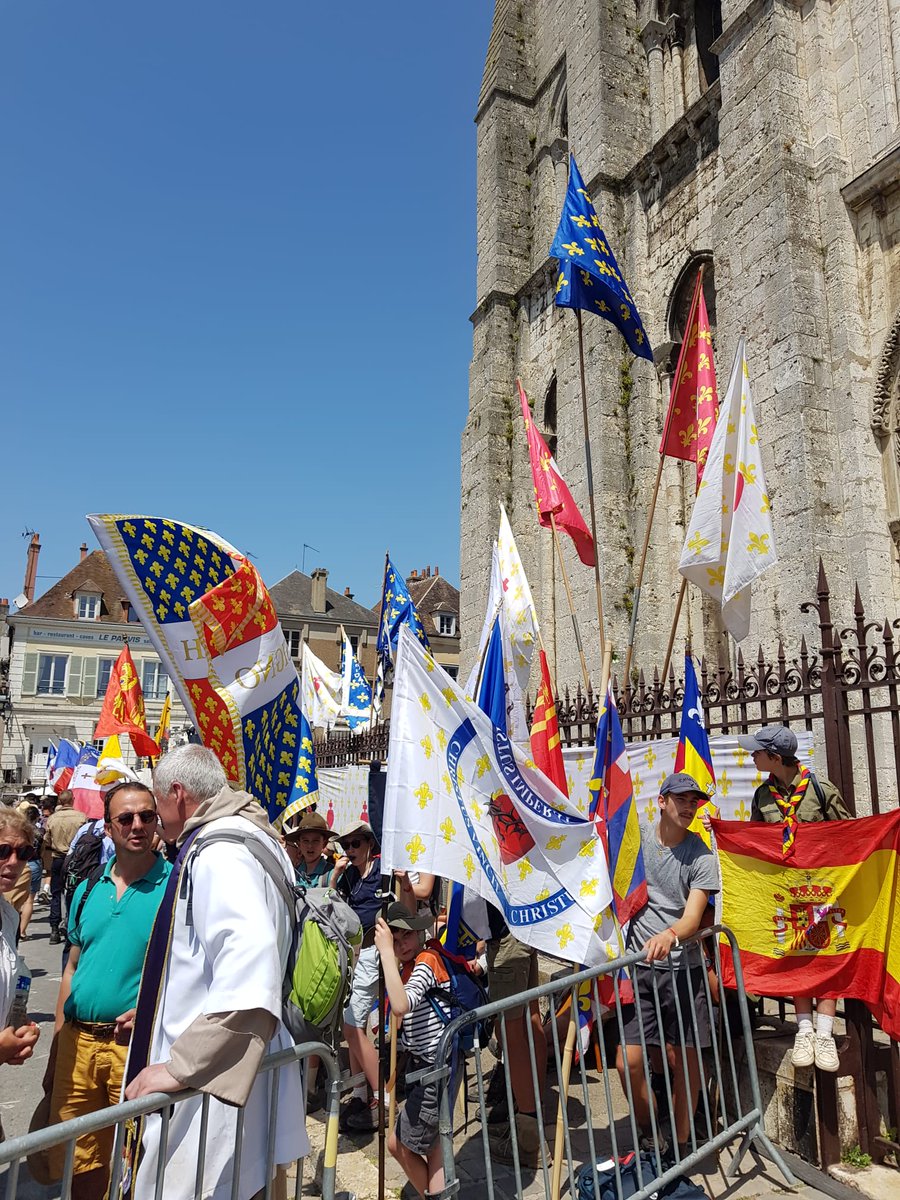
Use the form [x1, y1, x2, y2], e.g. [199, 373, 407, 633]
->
[70, 1019, 117, 1038]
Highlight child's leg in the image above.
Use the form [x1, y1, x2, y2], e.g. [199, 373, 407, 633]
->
[388, 1128, 429, 1197]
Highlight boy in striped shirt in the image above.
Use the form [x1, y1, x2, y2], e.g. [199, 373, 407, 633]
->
[374, 903, 454, 1198]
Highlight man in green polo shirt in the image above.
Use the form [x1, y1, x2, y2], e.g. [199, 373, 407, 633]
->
[44, 780, 171, 1200]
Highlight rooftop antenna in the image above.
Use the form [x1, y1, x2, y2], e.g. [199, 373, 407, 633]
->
[302, 543, 320, 574]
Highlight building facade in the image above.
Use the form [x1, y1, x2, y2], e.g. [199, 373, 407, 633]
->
[406, 567, 462, 679]
[462, 0, 900, 688]
[269, 567, 380, 683]
[1, 548, 186, 786]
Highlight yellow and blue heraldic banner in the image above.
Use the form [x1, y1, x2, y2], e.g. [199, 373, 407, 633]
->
[88, 513, 318, 828]
[550, 154, 653, 362]
[714, 809, 900, 1040]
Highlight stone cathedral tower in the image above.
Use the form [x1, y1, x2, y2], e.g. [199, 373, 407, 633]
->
[460, 0, 900, 689]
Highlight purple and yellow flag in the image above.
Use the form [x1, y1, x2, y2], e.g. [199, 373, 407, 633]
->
[88, 514, 313, 829]
[715, 810, 900, 1039]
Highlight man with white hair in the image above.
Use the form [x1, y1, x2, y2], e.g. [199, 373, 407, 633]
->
[124, 745, 308, 1200]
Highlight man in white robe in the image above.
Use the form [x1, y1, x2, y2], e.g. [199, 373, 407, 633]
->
[125, 745, 308, 1200]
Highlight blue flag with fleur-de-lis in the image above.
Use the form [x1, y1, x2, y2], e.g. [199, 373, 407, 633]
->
[550, 155, 653, 361]
[374, 557, 430, 709]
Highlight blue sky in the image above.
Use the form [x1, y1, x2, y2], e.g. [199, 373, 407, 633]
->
[1, 2, 493, 610]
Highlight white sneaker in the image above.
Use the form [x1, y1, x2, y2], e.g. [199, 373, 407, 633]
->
[814, 1033, 840, 1072]
[791, 1028, 815, 1068]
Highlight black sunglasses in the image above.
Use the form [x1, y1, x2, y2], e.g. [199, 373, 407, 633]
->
[0, 843, 36, 863]
[112, 811, 158, 829]
[343, 838, 366, 850]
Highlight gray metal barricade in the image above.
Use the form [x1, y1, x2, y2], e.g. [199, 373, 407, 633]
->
[429, 925, 796, 1200]
[0, 1040, 342, 1200]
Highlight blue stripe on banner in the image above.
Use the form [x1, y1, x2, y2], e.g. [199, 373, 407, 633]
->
[447, 719, 575, 928]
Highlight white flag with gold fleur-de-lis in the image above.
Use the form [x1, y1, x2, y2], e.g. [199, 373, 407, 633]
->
[384, 626, 615, 965]
[679, 339, 776, 641]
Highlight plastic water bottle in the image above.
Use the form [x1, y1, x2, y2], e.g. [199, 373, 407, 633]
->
[9, 958, 31, 1027]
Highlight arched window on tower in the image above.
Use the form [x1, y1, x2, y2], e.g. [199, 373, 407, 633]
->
[544, 376, 558, 459]
[695, 0, 722, 89]
[667, 256, 716, 348]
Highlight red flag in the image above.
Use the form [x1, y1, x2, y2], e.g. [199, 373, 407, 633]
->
[529, 651, 568, 795]
[659, 273, 718, 485]
[94, 645, 160, 758]
[518, 380, 595, 566]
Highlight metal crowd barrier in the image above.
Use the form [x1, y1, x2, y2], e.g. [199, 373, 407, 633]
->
[429, 925, 796, 1200]
[0, 1040, 341, 1200]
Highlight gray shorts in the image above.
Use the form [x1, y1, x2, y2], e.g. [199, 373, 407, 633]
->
[396, 1058, 440, 1155]
[622, 960, 711, 1050]
[344, 944, 380, 1029]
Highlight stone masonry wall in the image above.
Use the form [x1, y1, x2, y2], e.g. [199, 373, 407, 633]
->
[463, 0, 900, 693]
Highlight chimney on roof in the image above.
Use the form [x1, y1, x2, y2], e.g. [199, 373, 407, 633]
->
[435, 566, 440, 576]
[23, 533, 41, 603]
[426, 566, 431, 578]
[344, 586, 354, 600]
[80, 542, 88, 562]
[0, 599, 8, 619]
[311, 567, 328, 614]
[410, 570, 418, 580]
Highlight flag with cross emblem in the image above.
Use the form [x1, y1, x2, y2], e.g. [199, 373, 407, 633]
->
[88, 514, 315, 828]
[551, 154, 653, 361]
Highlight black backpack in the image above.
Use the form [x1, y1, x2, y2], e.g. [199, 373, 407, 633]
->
[64, 824, 106, 910]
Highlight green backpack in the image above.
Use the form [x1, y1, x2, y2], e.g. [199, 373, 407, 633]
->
[182, 831, 363, 1047]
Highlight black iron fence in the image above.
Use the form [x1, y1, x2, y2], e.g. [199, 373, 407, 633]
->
[315, 561, 900, 1167]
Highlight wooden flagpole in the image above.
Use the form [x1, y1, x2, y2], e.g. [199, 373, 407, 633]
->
[550, 513, 591, 693]
[550, 643, 613, 1200]
[575, 309, 607, 660]
[621, 265, 705, 690]
[660, 576, 688, 690]
[368, 552, 390, 729]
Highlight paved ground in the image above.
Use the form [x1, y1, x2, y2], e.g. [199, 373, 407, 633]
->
[0, 904, 837, 1200]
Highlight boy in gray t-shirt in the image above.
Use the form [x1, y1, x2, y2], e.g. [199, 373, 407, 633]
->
[615, 772, 719, 1158]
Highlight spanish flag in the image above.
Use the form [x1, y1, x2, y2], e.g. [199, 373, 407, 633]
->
[715, 810, 900, 1039]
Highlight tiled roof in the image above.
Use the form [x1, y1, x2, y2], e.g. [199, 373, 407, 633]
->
[269, 571, 378, 628]
[18, 551, 131, 623]
[407, 575, 461, 639]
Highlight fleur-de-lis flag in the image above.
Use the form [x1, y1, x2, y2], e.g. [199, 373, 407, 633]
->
[678, 340, 777, 640]
[374, 556, 430, 709]
[88, 514, 319, 829]
[551, 155, 653, 361]
[383, 626, 614, 964]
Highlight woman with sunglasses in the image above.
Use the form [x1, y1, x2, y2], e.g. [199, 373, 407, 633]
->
[331, 820, 385, 1132]
[0, 807, 41, 1066]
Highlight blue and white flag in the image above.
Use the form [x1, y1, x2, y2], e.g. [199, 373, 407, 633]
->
[374, 556, 430, 709]
[340, 633, 372, 733]
[383, 627, 614, 964]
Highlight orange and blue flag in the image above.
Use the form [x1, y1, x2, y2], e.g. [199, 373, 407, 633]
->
[589, 689, 647, 924]
[675, 656, 717, 842]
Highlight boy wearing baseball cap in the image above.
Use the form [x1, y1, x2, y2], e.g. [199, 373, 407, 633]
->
[374, 903, 454, 1199]
[738, 725, 851, 1072]
[616, 772, 719, 1160]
